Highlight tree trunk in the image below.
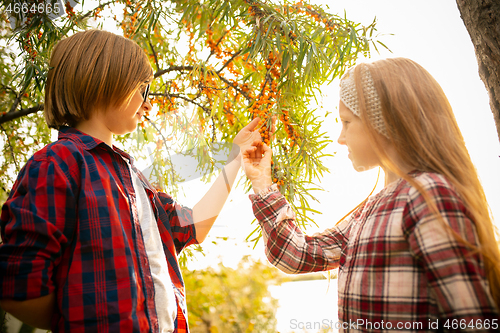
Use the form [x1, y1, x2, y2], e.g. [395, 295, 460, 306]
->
[456, 0, 500, 143]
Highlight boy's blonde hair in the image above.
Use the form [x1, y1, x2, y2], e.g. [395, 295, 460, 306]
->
[347, 57, 500, 309]
[44, 29, 153, 129]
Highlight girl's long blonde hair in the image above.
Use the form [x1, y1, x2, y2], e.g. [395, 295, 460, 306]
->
[351, 57, 500, 309]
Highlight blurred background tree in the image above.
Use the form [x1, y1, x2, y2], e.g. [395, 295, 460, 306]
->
[182, 256, 289, 333]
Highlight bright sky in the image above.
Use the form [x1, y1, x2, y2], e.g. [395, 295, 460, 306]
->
[176, 0, 500, 270]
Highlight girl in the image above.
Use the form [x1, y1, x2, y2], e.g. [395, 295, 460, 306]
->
[0, 29, 262, 332]
[242, 58, 500, 331]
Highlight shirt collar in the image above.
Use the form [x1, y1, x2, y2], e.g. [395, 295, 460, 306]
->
[58, 126, 135, 165]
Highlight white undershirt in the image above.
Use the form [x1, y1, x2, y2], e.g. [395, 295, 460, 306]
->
[129, 164, 177, 332]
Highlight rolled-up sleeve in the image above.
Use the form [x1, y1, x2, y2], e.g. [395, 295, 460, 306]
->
[0, 157, 77, 301]
[156, 191, 198, 255]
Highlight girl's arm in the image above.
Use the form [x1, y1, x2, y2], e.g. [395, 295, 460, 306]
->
[403, 178, 499, 322]
[250, 185, 349, 273]
[243, 143, 348, 273]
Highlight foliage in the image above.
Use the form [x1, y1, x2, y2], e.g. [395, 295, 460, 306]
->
[182, 256, 289, 333]
[0, 0, 385, 244]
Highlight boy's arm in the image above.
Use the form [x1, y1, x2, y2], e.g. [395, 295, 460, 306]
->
[192, 147, 241, 243]
[0, 293, 55, 330]
[0, 147, 78, 328]
[157, 118, 263, 247]
[191, 117, 263, 243]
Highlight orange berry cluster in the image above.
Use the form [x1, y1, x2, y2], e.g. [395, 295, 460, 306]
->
[287, 2, 337, 32]
[18, 8, 40, 61]
[23, 8, 34, 25]
[22, 35, 37, 60]
[152, 95, 177, 115]
[271, 160, 285, 186]
[121, 2, 141, 38]
[246, 52, 283, 145]
[280, 108, 298, 147]
[225, 61, 241, 76]
[266, 52, 281, 80]
[65, 1, 75, 19]
[273, 178, 285, 186]
[206, 28, 224, 59]
[248, 77, 277, 146]
[199, 71, 218, 99]
[170, 81, 179, 92]
[248, 5, 264, 18]
[223, 101, 235, 126]
[185, 23, 196, 60]
[241, 54, 257, 73]
[93, 7, 102, 20]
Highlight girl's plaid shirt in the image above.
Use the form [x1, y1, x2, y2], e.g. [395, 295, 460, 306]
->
[250, 172, 499, 332]
[0, 127, 197, 333]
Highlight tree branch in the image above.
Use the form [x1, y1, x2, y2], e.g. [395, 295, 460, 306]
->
[0, 104, 44, 125]
[148, 39, 161, 72]
[215, 73, 252, 102]
[79, 1, 116, 21]
[154, 66, 195, 78]
[150, 92, 210, 112]
[216, 49, 242, 75]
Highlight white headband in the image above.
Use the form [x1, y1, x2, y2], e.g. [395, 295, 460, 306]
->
[339, 65, 389, 138]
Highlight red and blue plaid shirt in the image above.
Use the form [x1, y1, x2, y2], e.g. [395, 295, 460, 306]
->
[0, 127, 198, 332]
[251, 172, 499, 332]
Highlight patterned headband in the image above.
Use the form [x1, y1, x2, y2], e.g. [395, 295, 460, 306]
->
[339, 65, 389, 138]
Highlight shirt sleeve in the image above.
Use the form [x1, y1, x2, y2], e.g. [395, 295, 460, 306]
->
[0, 156, 78, 301]
[156, 191, 198, 255]
[402, 179, 499, 323]
[250, 184, 350, 274]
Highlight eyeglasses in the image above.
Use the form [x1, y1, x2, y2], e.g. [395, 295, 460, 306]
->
[141, 83, 150, 104]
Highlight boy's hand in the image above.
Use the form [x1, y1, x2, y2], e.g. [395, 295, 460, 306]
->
[232, 117, 262, 158]
[232, 116, 276, 161]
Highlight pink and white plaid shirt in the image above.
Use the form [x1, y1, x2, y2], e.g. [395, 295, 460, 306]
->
[250, 171, 499, 332]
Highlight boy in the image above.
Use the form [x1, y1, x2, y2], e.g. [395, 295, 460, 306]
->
[0, 29, 261, 332]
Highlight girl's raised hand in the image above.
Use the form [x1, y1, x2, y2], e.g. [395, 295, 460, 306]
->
[242, 142, 273, 194]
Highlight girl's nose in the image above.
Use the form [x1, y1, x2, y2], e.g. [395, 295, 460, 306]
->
[337, 131, 346, 146]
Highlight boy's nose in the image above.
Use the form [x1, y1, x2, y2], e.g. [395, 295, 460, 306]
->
[143, 99, 152, 111]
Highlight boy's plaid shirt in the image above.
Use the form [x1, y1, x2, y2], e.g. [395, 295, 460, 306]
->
[250, 171, 499, 332]
[0, 127, 197, 332]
